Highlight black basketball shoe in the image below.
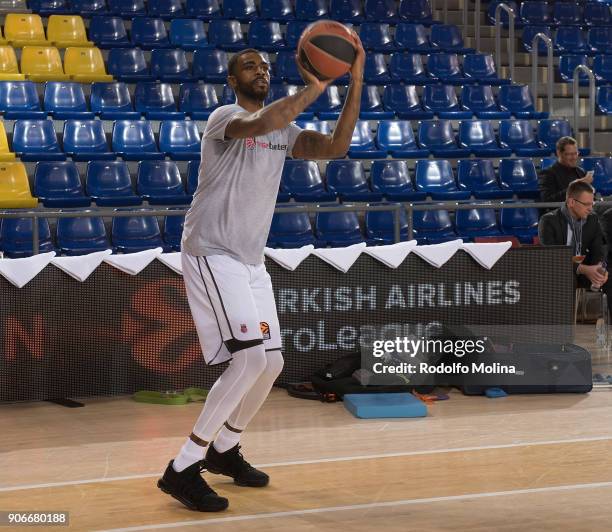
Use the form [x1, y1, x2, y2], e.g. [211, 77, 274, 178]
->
[204, 444, 269, 487]
[157, 460, 229, 512]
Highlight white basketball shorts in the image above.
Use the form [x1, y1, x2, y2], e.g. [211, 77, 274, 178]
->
[182, 252, 282, 365]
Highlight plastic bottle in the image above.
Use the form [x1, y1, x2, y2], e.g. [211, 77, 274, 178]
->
[596, 293, 609, 349]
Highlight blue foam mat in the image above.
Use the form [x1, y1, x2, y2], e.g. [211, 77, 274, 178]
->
[343, 393, 428, 419]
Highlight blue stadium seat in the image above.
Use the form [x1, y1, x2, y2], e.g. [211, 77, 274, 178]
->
[414, 160, 470, 200]
[170, 19, 209, 50]
[163, 215, 185, 251]
[269, 207, 316, 248]
[44, 82, 93, 120]
[12, 120, 66, 161]
[555, 26, 589, 55]
[147, 0, 184, 19]
[389, 52, 430, 84]
[86, 160, 141, 206]
[540, 156, 556, 170]
[426, 53, 471, 85]
[596, 86, 612, 115]
[159, 120, 201, 160]
[499, 119, 550, 156]
[460, 85, 510, 119]
[370, 159, 427, 201]
[326, 160, 384, 201]
[137, 161, 190, 204]
[185, 0, 222, 20]
[458, 119, 512, 157]
[399, 0, 435, 25]
[500, 205, 539, 243]
[71, 0, 108, 16]
[364, 53, 391, 84]
[308, 86, 343, 119]
[89, 16, 130, 48]
[360, 85, 394, 119]
[248, 20, 286, 51]
[281, 160, 335, 202]
[522, 25, 553, 54]
[131, 17, 171, 49]
[588, 27, 612, 54]
[274, 50, 302, 83]
[360, 22, 396, 52]
[383, 84, 433, 119]
[192, 49, 228, 83]
[582, 157, 612, 195]
[107, 48, 152, 82]
[295, 0, 329, 20]
[134, 82, 183, 120]
[430, 24, 473, 53]
[520, 1, 553, 26]
[365, 205, 409, 245]
[347, 120, 387, 159]
[34, 161, 91, 207]
[315, 211, 364, 247]
[593, 55, 612, 85]
[260, 0, 294, 21]
[585, 2, 612, 27]
[498, 84, 547, 119]
[107, 0, 145, 17]
[208, 19, 246, 51]
[331, 0, 364, 21]
[463, 53, 509, 85]
[457, 159, 513, 199]
[150, 49, 192, 82]
[412, 208, 456, 245]
[422, 84, 472, 118]
[286, 20, 310, 48]
[112, 214, 168, 253]
[553, 2, 583, 26]
[365, 0, 398, 22]
[223, 0, 258, 21]
[112, 120, 163, 160]
[186, 159, 199, 194]
[90, 82, 139, 120]
[62, 120, 114, 161]
[376, 120, 429, 158]
[268, 84, 313, 119]
[57, 217, 111, 255]
[559, 55, 590, 84]
[486, 0, 521, 28]
[538, 118, 588, 155]
[417, 120, 470, 158]
[394, 23, 430, 52]
[179, 82, 218, 120]
[28, 0, 71, 15]
[498, 158, 539, 198]
[456, 208, 501, 240]
[0, 218, 55, 258]
[0, 81, 45, 119]
[295, 120, 332, 134]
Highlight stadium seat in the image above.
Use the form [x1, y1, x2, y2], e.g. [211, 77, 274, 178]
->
[589, 27, 612, 55]
[12, 119, 65, 161]
[295, 0, 329, 20]
[559, 55, 590, 85]
[426, 53, 471, 85]
[223, 0, 257, 21]
[112, 120, 163, 160]
[417, 120, 471, 158]
[260, 0, 294, 21]
[163, 215, 184, 251]
[389, 52, 430, 84]
[360, 22, 395, 52]
[376, 119, 429, 158]
[364, 52, 391, 84]
[315, 211, 364, 247]
[500, 205, 539, 243]
[0, 162, 37, 208]
[414, 159, 470, 200]
[399, 0, 434, 25]
[107, 0, 146, 18]
[267, 84, 313, 119]
[555, 26, 589, 55]
[21, 46, 68, 81]
[281, 160, 335, 202]
[33, 161, 90, 207]
[285, 20, 309, 48]
[457, 159, 513, 199]
[107, 48, 152, 82]
[71, 0, 108, 16]
[86, 160, 141, 206]
[412, 208, 456, 245]
[370, 159, 427, 201]
[0, 81, 45, 118]
[248, 20, 285, 51]
[593, 55, 612, 85]
[520, 1, 553, 26]
[422, 84, 472, 118]
[582, 157, 612, 195]
[365, 204, 409, 245]
[0, 218, 54, 257]
[585, 2, 612, 27]
[294, 119, 332, 136]
[112, 214, 167, 253]
[88, 16, 130, 49]
[269, 208, 316, 248]
[360, 85, 394, 119]
[540, 156, 556, 170]
[499, 119, 550, 156]
[596, 86, 612, 115]
[28, 1, 71, 16]
[159, 120, 201, 160]
[458, 119, 512, 157]
[456, 208, 501, 240]
[553, 2, 582, 26]
[131, 17, 170, 49]
[4, 14, 48, 47]
[498, 158, 539, 198]
[57, 217, 111, 255]
[136, 160, 190, 204]
[330, 0, 364, 22]
[43, 81, 93, 119]
[0, 46, 25, 80]
[47, 15, 93, 48]
[90, 82, 139, 119]
[347, 120, 387, 159]
[383, 84, 433, 119]
[274, 50, 302, 83]
[150, 48, 192, 82]
[394, 23, 430, 52]
[179, 82, 218, 119]
[147, 0, 184, 19]
[186, 159, 199, 194]
[460, 85, 510, 119]
[521, 25, 553, 54]
[538, 118, 588, 155]
[430, 24, 473, 53]
[64, 47, 113, 82]
[208, 19, 246, 51]
[326, 160, 383, 201]
[498, 84, 547, 119]
[365, 0, 398, 22]
[308, 86, 343, 119]
[184, 0, 221, 19]
[169, 19, 208, 50]
[192, 49, 228, 83]
[62, 119, 114, 161]
[463, 53, 509, 85]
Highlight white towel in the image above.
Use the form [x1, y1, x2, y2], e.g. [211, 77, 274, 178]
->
[51, 249, 113, 282]
[0, 251, 56, 288]
[363, 241, 417, 269]
[412, 239, 463, 268]
[312, 242, 367, 273]
[461, 241, 512, 270]
[157, 252, 183, 275]
[103, 247, 163, 275]
[264, 245, 315, 271]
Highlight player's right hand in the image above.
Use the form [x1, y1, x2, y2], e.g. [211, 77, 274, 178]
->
[295, 54, 334, 93]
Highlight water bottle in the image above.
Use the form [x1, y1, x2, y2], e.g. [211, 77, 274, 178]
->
[591, 260, 608, 291]
[596, 293, 609, 349]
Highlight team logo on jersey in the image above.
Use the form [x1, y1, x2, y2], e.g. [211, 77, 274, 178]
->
[244, 137, 287, 151]
[245, 137, 256, 150]
[240, 324, 248, 333]
[260, 322, 270, 340]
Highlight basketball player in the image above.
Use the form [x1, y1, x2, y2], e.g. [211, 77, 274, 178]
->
[158, 38, 365, 512]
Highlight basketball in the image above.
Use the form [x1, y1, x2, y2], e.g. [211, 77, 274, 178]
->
[297, 20, 357, 81]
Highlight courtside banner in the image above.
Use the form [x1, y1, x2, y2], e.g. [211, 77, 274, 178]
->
[0, 246, 574, 402]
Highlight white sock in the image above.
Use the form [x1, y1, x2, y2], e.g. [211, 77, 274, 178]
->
[213, 426, 241, 453]
[173, 437, 207, 472]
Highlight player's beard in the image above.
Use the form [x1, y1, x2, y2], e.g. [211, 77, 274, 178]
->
[236, 78, 269, 102]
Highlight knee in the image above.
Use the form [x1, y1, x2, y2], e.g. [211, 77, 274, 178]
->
[264, 349, 284, 379]
[232, 343, 268, 377]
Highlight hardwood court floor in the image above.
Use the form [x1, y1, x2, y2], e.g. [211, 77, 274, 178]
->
[2, 324, 612, 531]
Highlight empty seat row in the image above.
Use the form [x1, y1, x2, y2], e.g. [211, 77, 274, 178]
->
[0, 14, 92, 47]
[522, 25, 612, 55]
[558, 54, 612, 84]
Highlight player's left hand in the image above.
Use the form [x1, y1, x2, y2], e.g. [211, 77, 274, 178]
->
[349, 30, 365, 82]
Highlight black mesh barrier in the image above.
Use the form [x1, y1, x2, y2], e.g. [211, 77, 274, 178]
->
[0, 246, 575, 402]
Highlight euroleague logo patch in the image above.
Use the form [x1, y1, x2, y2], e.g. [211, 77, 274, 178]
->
[260, 322, 271, 340]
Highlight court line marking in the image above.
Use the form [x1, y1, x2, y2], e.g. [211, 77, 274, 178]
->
[1, 434, 611, 493]
[98, 480, 612, 532]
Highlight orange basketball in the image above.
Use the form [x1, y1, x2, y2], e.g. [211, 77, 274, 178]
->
[297, 20, 357, 81]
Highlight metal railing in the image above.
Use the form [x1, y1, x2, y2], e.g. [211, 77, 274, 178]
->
[531, 33, 554, 116]
[573, 64, 597, 156]
[494, 2, 516, 82]
[474, 0, 482, 51]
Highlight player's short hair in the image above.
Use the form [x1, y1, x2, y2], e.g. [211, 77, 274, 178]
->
[556, 136, 577, 154]
[228, 48, 264, 77]
[566, 179, 594, 200]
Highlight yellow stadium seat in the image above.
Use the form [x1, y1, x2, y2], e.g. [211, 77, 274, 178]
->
[0, 162, 38, 208]
[4, 14, 48, 47]
[47, 15, 93, 48]
[0, 121, 15, 162]
[0, 46, 25, 80]
[64, 47, 112, 82]
[21, 46, 69, 81]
